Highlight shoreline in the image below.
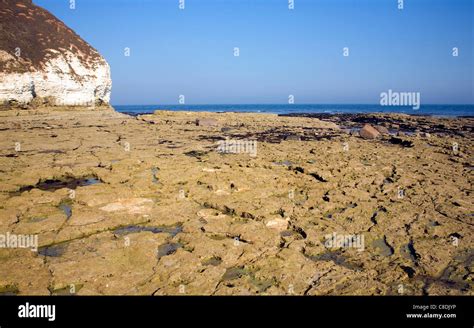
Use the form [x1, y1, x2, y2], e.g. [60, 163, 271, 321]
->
[119, 109, 474, 119]
[113, 104, 474, 118]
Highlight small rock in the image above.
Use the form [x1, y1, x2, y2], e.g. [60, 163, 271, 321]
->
[359, 124, 381, 139]
[196, 118, 218, 126]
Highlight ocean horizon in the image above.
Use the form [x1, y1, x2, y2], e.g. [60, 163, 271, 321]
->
[114, 104, 474, 117]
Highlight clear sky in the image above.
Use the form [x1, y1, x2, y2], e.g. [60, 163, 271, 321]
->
[35, 0, 473, 105]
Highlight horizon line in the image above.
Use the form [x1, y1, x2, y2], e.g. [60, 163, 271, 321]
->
[111, 103, 474, 107]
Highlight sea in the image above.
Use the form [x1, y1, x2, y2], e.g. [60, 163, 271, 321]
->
[114, 104, 474, 117]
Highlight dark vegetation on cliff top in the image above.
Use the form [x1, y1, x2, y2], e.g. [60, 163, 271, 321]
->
[0, 0, 102, 73]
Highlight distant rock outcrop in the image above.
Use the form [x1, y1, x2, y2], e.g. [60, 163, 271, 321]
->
[0, 0, 112, 108]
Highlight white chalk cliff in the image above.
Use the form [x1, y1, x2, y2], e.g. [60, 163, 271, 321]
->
[0, 0, 111, 107]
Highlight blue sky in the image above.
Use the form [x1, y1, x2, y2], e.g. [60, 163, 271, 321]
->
[35, 0, 473, 105]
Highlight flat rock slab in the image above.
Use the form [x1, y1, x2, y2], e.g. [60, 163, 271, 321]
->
[0, 108, 472, 296]
[99, 198, 154, 214]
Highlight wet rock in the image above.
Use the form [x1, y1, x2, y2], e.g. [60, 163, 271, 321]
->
[273, 160, 293, 166]
[222, 266, 248, 281]
[401, 242, 420, 263]
[157, 243, 182, 260]
[372, 237, 394, 257]
[202, 256, 222, 266]
[38, 244, 67, 257]
[58, 199, 72, 220]
[305, 251, 363, 271]
[114, 224, 182, 237]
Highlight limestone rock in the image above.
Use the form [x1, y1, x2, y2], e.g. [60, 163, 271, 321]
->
[1, 109, 472, 295]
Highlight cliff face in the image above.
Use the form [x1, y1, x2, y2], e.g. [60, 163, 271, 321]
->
[0, 0, 111, 107]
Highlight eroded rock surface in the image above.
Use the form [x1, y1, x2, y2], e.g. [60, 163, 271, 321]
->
[0, 108, 472, 295]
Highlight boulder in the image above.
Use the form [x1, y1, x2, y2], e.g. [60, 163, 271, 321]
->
[359, 124, 381, 139]
[374, 125, 390, 135]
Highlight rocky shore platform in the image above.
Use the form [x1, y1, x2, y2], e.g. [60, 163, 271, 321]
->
[0, 107, 472, 295]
